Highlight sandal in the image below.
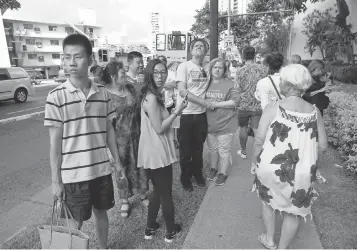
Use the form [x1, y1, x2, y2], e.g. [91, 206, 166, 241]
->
[120, 200, 129, 218]
[141, 197, 150, 207]
[258, 234, 277, 250]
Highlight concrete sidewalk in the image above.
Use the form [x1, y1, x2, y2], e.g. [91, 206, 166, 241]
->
[182, 134, 323, 249]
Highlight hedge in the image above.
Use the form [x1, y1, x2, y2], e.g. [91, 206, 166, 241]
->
[325, 91, 357, 173]
[332, 66, 357, 84]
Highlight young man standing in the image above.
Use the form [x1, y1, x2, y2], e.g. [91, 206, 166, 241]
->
[44, 34, 123, 249]
[176, 39, 212, 192]
[125, 51, 144, 93]
[234, 46, 268, 159]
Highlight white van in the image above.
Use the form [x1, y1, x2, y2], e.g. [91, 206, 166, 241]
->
[0, 67, 35, 103]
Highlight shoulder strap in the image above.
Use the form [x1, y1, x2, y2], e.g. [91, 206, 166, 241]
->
[268, 76, 282, 100]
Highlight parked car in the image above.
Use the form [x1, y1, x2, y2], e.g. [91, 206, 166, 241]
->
[0, 67, 35, 103]
[26, 69, 44, 85]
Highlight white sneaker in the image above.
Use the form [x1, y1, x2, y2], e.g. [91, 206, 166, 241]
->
[237, 149, 247, 159]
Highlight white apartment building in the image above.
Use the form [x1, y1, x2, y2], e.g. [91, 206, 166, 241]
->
[2, 18, 101, 78]
[0, 12, 10, 67]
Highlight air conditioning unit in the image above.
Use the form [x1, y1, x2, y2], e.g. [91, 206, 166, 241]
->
[34, 27, 41, 33]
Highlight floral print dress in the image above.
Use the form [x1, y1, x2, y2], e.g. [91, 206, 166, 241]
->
[253, 103, 319, 220]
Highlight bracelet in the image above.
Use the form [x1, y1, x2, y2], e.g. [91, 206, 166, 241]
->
[173, 112, 178, 117]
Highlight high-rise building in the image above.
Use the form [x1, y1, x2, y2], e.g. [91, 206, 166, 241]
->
[149, 12, 164, 53]
[233, 0, 250, 14]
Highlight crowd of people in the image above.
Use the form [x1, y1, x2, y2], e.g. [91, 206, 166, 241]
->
[44, 33, 331, 249]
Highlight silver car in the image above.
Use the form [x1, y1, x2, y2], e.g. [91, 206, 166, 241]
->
[0, 67, 35, 103]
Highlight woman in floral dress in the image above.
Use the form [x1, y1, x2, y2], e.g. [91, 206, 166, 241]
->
[250, 64, 328, 249]
[102, 61, 149, 218]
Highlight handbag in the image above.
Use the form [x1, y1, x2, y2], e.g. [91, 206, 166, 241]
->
[38, 200, 89, 249]
[268, 76, 282, 100]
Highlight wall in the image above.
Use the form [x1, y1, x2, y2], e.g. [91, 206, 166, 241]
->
[0, 13, 11, 67]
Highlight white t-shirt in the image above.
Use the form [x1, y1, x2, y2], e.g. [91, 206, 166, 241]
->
[175, 60, 209, 115]
[255, 73, 284, 109]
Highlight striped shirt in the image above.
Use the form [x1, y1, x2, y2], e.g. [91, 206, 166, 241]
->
[44, 80, 116, 184]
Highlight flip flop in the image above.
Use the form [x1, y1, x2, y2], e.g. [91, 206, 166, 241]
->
[120, 200, 129, 218]
[258, 234, 277, 250]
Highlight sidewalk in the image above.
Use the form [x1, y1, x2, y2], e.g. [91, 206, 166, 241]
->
[182, 134, 323, 249]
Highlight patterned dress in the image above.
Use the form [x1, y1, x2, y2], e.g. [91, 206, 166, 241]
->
[253, 103, 319, 219]
[108, 84, 148, 199]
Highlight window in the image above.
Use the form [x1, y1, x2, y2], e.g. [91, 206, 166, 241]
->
[90, 41, 94, 47]
[65, 27, 74, 34]
[7, 67, 28, 79]
[25, 39, 35, 45]
[0, 69, 10, 81]
[36, 41, 42, 48]
[22, 45, 27, 51]
[28, 54, 37, 59]
[38, 56, 44, 62]
[49, 26, 57, 31]
[98, 49, 108, 62]
[50, 40, 59, 46]
[168, 34, 186, 50]
[52, 54, 60, 59]
[156, 34, 166, 51]
[23, 24, 33, 29]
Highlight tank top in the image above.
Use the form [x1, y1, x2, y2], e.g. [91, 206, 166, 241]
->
[137, 101, 177, 169]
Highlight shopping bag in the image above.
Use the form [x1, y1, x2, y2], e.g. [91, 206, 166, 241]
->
[38, 200, 89, 249]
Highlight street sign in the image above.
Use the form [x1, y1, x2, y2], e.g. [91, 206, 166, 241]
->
[224, 35, 234, 49]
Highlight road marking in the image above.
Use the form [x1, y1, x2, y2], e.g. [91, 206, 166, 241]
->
[7, 106, 45, 115]
[0, 111, 44, 125]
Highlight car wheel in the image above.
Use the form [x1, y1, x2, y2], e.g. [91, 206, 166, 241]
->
[14, 88, 28, 103]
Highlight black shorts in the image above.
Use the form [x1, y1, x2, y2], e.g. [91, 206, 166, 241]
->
[238, 110, 262, 129]
[62, 174, 115, 222]
[166, 103, 175, 114]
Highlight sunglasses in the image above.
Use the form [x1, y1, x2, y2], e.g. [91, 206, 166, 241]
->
[200, 68, 207, 78]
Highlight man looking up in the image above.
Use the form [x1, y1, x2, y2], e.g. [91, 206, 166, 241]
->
[176, 39, 212, 192]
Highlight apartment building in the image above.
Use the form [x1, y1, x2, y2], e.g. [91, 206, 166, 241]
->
[3, 18, 101, 78]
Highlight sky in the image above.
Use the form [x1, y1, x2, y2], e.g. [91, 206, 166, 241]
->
[3, 0, 206, 44]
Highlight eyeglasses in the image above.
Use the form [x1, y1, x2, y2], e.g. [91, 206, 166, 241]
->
[153, 71, 168, 77]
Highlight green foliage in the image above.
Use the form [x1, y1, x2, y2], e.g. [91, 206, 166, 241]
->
[325, 91, 357, 173]
[333, 66, 357, 84]
[0, 0, 20, 14]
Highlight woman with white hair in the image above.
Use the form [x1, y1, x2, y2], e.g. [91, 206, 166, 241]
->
[250, 64, 328, 249]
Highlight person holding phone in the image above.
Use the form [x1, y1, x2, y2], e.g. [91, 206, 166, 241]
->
[138, 59, 188, 243]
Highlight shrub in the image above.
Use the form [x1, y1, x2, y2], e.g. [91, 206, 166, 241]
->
[325, 91, 357, 173]
[332, 66, 357, 84]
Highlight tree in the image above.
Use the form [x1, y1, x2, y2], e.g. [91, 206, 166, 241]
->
[0, 0, 21, 15]
[190, 0, 324, 58]
[302, 7, 343, 60]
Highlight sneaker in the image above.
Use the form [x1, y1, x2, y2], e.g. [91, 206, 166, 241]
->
[237, 149, 247, 159]
[141, 198, 150, 207]
[195, 175, 206, 187]
[215, 173, 227, 186]
[181, 177, 194, 192]
[144, 222, 160, 240]
[207, 168, 218, 181]
[165, 224, 181, 243]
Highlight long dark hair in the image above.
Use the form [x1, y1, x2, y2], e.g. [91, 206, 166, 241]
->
[140, 59, 167, 107]
[101, 61, 123, 85]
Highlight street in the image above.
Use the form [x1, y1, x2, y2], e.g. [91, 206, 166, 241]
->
[0, 82, 57, 217]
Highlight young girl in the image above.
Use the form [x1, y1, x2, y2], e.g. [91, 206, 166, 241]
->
[138, 59, 187, 243]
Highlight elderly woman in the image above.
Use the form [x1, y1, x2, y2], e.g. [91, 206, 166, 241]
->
[255, 53, 285, 109]
[251, 64, 328, 249]
[302, 60, 331, 116]
[205, 58, 239, 186]
[102, 61, 149, 218]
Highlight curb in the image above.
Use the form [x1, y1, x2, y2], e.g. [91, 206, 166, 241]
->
[0, 111, 44, 125]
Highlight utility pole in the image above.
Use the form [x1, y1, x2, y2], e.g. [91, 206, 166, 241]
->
[228, 0, 231, 35]
[210, 0, 219, 59]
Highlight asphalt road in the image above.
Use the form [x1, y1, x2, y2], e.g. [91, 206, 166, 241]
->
[0, 83, 56, 216]
[0, 81, 58, 120]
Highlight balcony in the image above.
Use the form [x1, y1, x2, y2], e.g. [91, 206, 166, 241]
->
[13, 28, 67, 39]
[20, 45, 63, 53]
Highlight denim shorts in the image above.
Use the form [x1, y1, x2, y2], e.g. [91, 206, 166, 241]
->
[206, 133, 234, 157]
